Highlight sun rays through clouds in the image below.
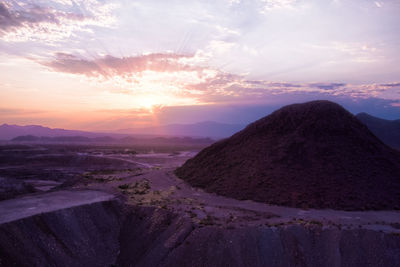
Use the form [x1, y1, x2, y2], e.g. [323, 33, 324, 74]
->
[0, 0, 399, 130]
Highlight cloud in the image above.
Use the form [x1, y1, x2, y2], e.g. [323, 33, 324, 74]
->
[308, 83, 346, 90]
[39, 52, 217, 108]
[0, 107, 45, 115]
[156, 95, 400, 125]
[380, 82, 400, 87]
[39, 50, 400, 107]
[185, 72, 400, 104]
[260, 0, 298, 12]
[0, 2, 82, 30]
[0, 0, 116, 42]
[43, 52, 198, 77]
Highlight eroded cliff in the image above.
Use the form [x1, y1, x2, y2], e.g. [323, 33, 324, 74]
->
[1, 199, 400, 267]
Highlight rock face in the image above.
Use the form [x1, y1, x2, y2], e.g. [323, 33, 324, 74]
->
[160, 225, 400, 267]
[175, 100, 400, 210]
[0, 201, 122, 267]
[1, 202, 400, 267]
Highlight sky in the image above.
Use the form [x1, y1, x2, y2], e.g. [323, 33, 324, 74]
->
[0, 0, 399, 131]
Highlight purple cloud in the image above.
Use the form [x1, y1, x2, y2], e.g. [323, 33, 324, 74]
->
[0, 2, 83, 32]
[309, 83, 346, 90]
[0, 1, 115, 42]
[380, 82, 400, 87]
[40, 51, 400, 107]
[43, 52, 197, 77]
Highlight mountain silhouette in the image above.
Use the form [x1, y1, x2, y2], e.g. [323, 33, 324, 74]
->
[176, 100, 400, 210]
[117, 121, 245, 138]
[356, 112, 400, 150]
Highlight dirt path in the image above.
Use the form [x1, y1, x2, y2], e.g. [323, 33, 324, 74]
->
[89, 154, 154, 168]
[81, 152, 400, 233]
[90, 151, 199, 169]
[144, 169, 400, 232]
[2, 150, 400, 234]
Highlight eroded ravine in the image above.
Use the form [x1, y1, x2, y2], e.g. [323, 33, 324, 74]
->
[1, 196, 400, 267]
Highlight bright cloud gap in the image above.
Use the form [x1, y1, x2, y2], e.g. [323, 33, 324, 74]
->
[39, 52, 400, 109]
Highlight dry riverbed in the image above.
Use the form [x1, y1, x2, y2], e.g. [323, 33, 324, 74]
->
[70, 151, 400, 234]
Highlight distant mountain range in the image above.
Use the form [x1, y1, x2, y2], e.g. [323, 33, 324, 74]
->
[176, 101, 400, 210]
[0, 121, 245, 141]
[356, 113, 400, 150]
[9, 135, 214, 145]
[10, 135, 111, 143]
[1, 114, 398, 148]
[117, 121, 245, 139]
[0, 124, 103, 140]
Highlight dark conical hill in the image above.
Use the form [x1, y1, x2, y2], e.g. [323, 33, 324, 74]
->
[175, 100, 400, 210]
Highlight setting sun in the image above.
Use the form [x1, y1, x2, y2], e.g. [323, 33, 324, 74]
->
[1, 1, 400, 266]
[0, 0, 398, 131]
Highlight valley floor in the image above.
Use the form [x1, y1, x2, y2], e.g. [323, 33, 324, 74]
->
[2, 150, 400, 233]
[1, 147, 400, 266]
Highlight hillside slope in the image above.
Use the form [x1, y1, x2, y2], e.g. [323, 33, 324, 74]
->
[176, 100, 400, 210]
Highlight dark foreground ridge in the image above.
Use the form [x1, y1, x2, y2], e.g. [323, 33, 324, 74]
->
[176, 100, 400, 210]
[2, 200, 400, 267]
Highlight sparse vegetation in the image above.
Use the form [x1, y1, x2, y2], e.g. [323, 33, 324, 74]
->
[187, 210, 197, 218]
[308, 220, 323, 226]
[391, 223, 400, 229]
[118, 180, 151, 195]
[199, 215, 215, 226]
[118, 184, 129, 190]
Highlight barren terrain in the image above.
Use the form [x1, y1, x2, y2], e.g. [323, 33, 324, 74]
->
[2, 144, 399, 233]
[1, 143, 400, 266]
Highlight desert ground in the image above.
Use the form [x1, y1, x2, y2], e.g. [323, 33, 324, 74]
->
[1, 143, 399, 233]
